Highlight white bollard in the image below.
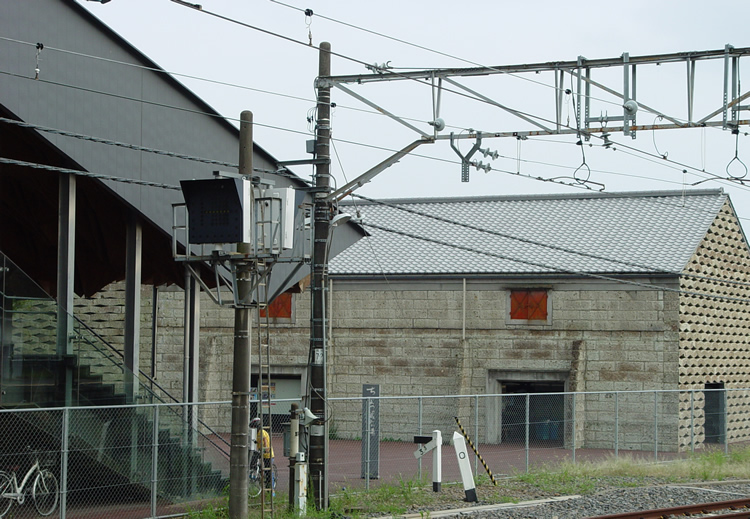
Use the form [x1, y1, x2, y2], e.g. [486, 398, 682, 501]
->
[452, 431, 477, 502]
[432, 430, 442, 492]
[413, 430, 442, 492]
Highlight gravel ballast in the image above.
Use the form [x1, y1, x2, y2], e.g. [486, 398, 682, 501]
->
[394, 480, 750, 519]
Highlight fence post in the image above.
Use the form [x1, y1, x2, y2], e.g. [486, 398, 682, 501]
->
[614, 392, 619, 459]
[474, 395, 479, 475]
[151, 404, 159, 518]
[724, 389, 729, 455]
[524, 393, 529, 474]
[571, 393, 576, 464]
[61, 407, 69, 519]
[365, 397, 371, 491]
[418, 397, 423, 480]
[654, 391, 658, 461]
[690, 390, 695, 453]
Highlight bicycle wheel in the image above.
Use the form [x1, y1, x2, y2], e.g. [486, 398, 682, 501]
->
[247, 466, 262, 498]
[0, 472, 13, 518]
[32, 469, 58, 516]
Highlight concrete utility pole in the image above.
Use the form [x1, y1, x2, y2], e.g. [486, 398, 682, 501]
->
[309, 41, 332, 510]
[229, 110, 253, 519]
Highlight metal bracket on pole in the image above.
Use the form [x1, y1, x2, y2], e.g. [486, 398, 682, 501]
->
[332, 82, 430, 138]
[450, 132, 483, 182]
[430, 73, 445, 137]
[622, 52, 639, 139]
[326, 139, 431, 202]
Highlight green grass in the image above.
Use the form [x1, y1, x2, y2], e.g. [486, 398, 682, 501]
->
[188, 446, 750, 518]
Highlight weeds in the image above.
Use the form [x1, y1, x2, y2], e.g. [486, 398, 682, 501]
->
[187, 446, 750, 518]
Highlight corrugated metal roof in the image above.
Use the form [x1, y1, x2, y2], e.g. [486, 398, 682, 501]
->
[330, 189, 729, 277]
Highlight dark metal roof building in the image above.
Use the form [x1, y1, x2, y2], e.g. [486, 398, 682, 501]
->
[0, 0, 362, 297]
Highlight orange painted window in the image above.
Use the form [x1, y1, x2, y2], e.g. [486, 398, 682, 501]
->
[260, 292, 293, 319]
[510, 289, 548, 321]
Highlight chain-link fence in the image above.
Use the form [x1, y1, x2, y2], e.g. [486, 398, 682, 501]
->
[0, 387, 746, 517]
[327, 388, 745, 492]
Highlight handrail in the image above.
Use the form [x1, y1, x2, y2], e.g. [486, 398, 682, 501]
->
[1, 248, 230, 455]
[73, 321, 231, 456]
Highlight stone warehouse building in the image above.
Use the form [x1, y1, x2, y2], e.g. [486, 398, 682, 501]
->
[82, 188, 750, 452]
[320, 188, 750, 451]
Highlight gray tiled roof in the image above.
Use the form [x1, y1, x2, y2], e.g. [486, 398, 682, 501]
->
[329, 189, 729, 277]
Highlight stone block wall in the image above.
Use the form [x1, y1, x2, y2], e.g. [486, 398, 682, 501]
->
[74, 274, 683, 447]
[320, 279, 682, 447]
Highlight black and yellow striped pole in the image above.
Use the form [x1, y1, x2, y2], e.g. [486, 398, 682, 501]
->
[454, 416, 497, 486]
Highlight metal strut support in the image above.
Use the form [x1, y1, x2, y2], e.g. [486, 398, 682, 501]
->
[450, 132, 483, 182]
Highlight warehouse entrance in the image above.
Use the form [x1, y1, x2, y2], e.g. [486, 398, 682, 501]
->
[487, 371, 568, 444]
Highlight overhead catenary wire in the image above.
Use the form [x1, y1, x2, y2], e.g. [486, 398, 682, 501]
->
[0, 32, 739, 195]
[0, 35, 459, 130]
[167, 0, 655, 137]
[3, 96, 744, 224]
[267, 0, 631, 113]
[3, 65, 746, 215]
[3, 119, 746, 293]
[0, 70, 615, 193]
[3, 26, 748, 206]
[529, 135, 750, 199]
[269, 0, 750, 148]
[13, 4, 749, 182]
[6, 6, 749, 308]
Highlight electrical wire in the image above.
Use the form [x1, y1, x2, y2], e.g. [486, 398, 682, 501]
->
[0, 157, 181, 190]
[168, 0, 635, 137]
[0, 116, 299, 178]
[6, 125, 743, 295]
[348, 193, 750, 291]
[1, 31, 735, 193]
[268, 0, 632, 113]
[355, 220, 750, 305]
[3, 67, 744, 213]
[0, 63, 611, 193]
[523, 134, 750, 214]
[9, 9, 745, 190]
[0, 117, 237, 168]
[0, 35, 460, 130]
[2, 38, 746, 204]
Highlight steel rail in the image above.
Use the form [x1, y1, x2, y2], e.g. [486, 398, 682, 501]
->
[584, 497, 750, 519]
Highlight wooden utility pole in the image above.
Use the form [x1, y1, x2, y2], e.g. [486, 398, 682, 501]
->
[309, 41, 332, 510]
[229, 110, 253, 519]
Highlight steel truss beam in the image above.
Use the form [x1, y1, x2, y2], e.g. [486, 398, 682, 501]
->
[325, 45, 750, 141]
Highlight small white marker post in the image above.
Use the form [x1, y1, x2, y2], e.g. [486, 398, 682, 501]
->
[452, 431, 477, 502]
[413, 430, 442, 492]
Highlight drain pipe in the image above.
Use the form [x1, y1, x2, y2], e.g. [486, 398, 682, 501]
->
[462, 278, 466, 341]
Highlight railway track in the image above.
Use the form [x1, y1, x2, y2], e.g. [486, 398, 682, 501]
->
[584, 496, 750, 519]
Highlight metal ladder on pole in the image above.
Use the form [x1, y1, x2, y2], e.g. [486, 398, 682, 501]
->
[256, 258, 274, 517]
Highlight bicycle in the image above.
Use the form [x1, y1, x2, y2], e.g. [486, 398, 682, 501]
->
[0, 451, 59, 517]
[247, 453, 277, 498]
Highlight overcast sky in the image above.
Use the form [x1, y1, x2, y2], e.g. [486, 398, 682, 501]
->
[79, 0, 750, 225]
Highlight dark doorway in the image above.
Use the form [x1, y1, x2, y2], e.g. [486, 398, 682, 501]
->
[704, 382, 725, 444]
[500, 381, 565, 445]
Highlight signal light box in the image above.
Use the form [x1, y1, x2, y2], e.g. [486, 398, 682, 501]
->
[180, 177, 251, 244]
